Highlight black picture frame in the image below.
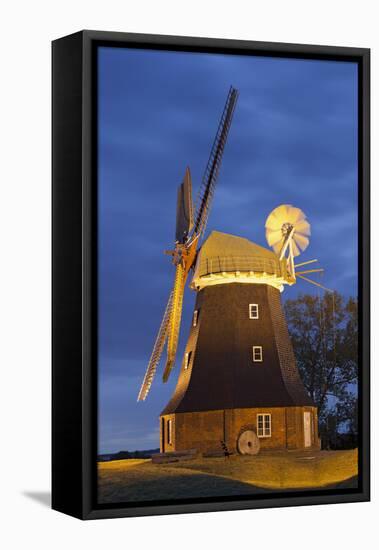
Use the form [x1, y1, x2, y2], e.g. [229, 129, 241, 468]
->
[52, 30, 370, 520]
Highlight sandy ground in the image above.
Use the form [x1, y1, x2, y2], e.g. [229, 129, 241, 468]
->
[97, 449, 358, 504]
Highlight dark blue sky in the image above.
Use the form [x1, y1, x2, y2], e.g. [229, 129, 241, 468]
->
[98, 46, 358, 453]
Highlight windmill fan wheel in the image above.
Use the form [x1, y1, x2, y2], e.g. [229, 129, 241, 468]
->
[237, 429, 260, 455]
[265, 204, 311, 257]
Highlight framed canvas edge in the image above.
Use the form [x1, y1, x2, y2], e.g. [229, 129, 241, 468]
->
[52, 31, 85, 519]
[84, 491, 370, 520]
[53, 30, 370, 520]
[60, 28, 371, 57]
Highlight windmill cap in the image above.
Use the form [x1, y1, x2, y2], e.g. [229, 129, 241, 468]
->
[191, 231, 284, 288]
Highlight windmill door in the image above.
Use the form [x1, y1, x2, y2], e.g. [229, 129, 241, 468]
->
[304, 412, 312, 448]
[161, 418, 165, 453]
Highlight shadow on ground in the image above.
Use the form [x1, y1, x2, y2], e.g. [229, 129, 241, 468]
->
[22, 491, 51, 507]
[98, 464, 271, 503]
[98, 450, 358, 504]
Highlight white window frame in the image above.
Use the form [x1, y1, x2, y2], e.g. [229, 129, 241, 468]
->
[167, 419, 173, 445]
[184, 351, 192, 369]
[249, 303, 259, 319]
[257, 413, 271, 438]
[193, 310, 199, 327]
[252, 346, 263, 362]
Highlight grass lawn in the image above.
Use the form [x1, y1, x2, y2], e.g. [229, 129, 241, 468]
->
[97, 449, 358, 504]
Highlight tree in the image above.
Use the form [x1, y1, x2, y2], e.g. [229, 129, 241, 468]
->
[284, 292, 358, 446]
[336, 393, 358, 435]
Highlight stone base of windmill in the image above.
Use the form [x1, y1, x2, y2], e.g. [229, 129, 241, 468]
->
[160, 406, 320, 455]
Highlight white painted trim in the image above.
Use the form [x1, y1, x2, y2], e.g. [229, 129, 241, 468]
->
[249, 303, 259, 319]
[257, 413, 272, 438]
[192, 310, 198, 327]
[304, 411, 312, 447]
[191, 271, 287, 291]
[167, 418, 173, 445]
[184, 351, 191, 369]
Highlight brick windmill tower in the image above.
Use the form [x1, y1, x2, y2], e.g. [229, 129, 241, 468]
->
[138, 88, 322, 455]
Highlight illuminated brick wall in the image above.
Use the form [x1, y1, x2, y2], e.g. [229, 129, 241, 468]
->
[161, 406, 319, 453]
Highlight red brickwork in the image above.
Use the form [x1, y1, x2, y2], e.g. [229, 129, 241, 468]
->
[160, 406, 320, 453]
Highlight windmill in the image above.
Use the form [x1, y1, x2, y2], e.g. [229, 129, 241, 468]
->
[137, 86, 239, 401]
[137, 90, 325, 457]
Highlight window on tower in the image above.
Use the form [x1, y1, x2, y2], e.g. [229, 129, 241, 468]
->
[252, 346, 263, 362]
[257, 413, 271, 437]
[193, 309, 199, 327]
[184, 351, 192, 369]
[249, 304, 259, 319]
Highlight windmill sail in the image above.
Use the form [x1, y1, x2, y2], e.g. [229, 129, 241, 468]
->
[138, 86, 239, 400]
[175, 167, 194, 243]
[265, 204, 310, 258]
[193, 86, 239, 239]
[163, 263, 187, 382]
[265, 204, 311, 279]
[137, 290, 173, 401]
